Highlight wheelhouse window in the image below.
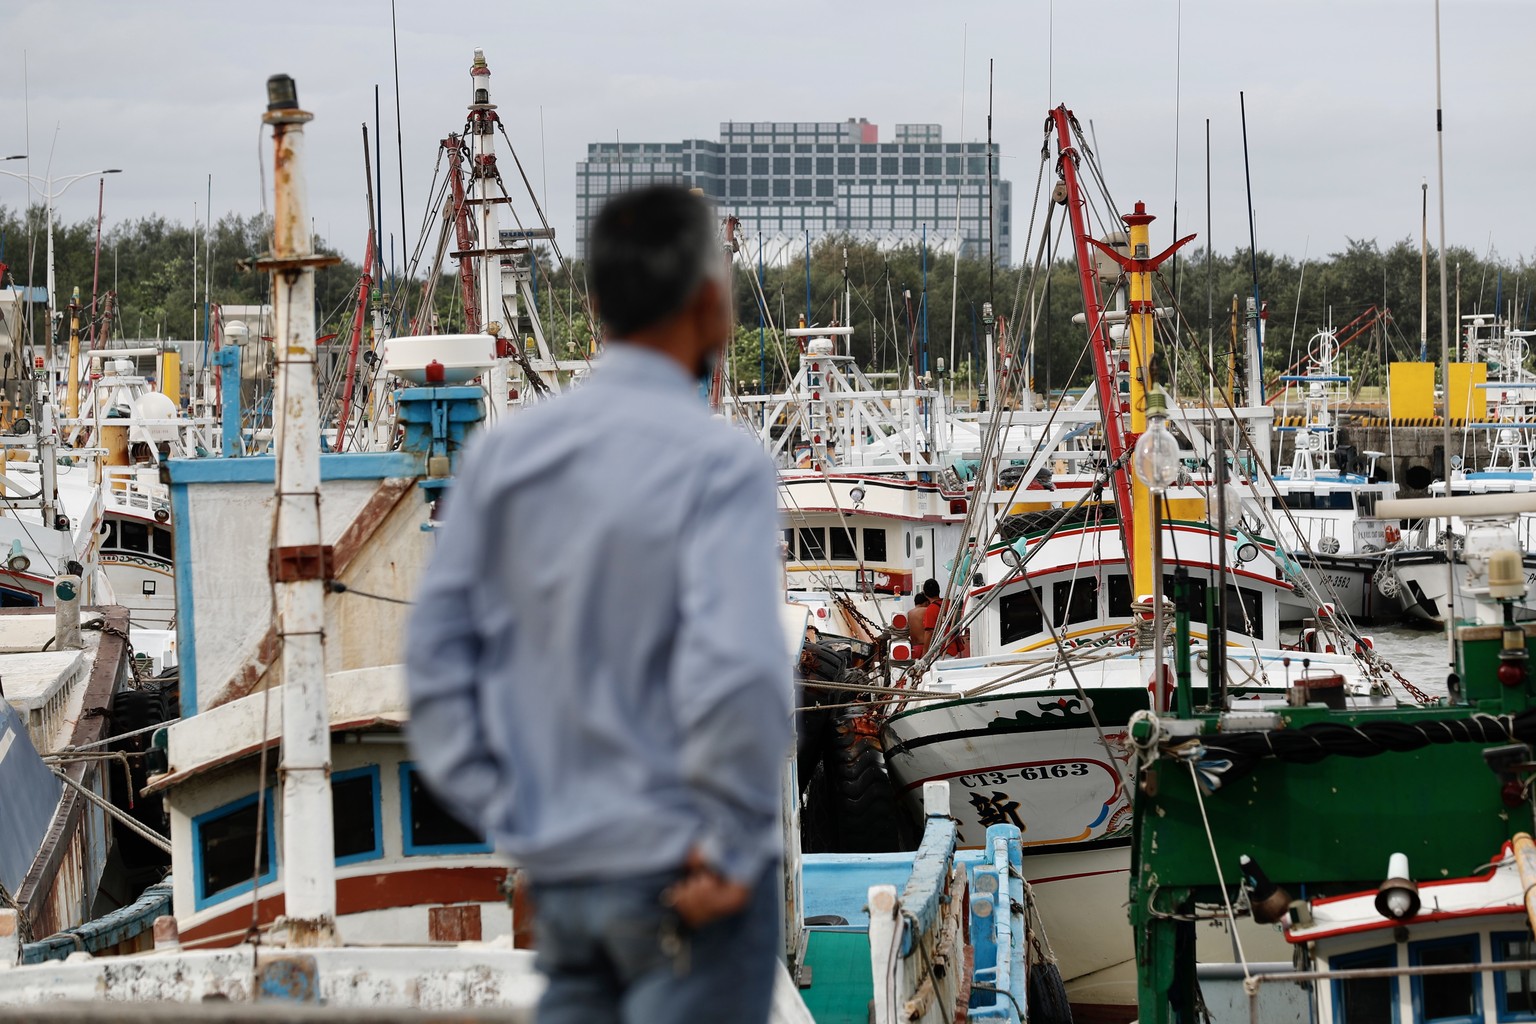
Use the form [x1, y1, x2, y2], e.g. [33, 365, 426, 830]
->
[152, 525, 173, 560]
[1494, 931, 1536, 1020]
[1330, 945, 1397, 1024]
[829, 526, 857, 561]
[119, 520, 149, 553]
[332, 766, 382, 865]
[1225, 585, 1266, 641]
[0, 587, 38, 608]
[798, 527, 826, 561]
[1357, 491, 1379, 518]
[193, 791, 276, 908]
[400, 763, 490, 856]
[998, 587, 1044, 645]
[1411, 934, 1480, 1022]
[1053, 578, 1098, 627]
[863, 528, 888, 562]
[1107, 574, 1132, 617]
[1163, 575, 1209, 621]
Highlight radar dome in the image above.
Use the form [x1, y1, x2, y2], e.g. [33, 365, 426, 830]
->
[134, 392, 179, 420]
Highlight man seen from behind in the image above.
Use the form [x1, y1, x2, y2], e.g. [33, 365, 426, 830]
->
[405, 185, 792, 1024]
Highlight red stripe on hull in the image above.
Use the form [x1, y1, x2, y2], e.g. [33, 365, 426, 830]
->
[181, 865, 508, 944]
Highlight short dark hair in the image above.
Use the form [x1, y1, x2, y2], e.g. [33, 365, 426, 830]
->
[922, 578, 941, 600]
[588, 185, 719, 338]
[914, 593, 929, 606]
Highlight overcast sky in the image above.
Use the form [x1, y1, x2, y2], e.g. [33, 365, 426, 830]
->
[2, 0, 1530, 275]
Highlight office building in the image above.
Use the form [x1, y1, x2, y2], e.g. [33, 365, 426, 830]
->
[574, 118, 1010, 264]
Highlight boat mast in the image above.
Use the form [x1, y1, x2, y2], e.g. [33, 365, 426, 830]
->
[468, 50, 511, 418]
[1420, 178, 1429, 362]
[1049, 106, 1135, 555]
[1433, 0, 1458, 675]
[261, 73, 340, 947]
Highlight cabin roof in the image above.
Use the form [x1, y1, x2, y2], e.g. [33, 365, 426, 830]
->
[1285, 842, 1521, 944]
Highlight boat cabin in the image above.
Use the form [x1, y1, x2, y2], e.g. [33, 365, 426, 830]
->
[1287, 842, 1536, 1024]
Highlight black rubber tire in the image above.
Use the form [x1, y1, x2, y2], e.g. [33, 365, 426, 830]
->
[824, 715, 902, 852]
[1027, 960, 1074, 1023]
[107, 686, 173, 871]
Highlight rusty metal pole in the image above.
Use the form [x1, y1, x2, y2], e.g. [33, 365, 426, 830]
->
[1513, 832, 1536, 936]
[262, 73, 339, 947]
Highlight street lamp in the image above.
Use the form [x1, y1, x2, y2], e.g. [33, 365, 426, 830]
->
[0, 166, 122, 356]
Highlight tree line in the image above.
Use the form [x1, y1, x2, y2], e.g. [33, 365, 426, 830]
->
[2, 204, 1526, 398]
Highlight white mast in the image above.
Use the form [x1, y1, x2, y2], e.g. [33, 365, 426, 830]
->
[1433, 0, 1458, 673]
[1420, 178, 1429, 362]
[262, 73, 339, 946]
[468, 50, 512, 421]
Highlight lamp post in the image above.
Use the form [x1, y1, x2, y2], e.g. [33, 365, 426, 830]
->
[0, 165, 122, 363]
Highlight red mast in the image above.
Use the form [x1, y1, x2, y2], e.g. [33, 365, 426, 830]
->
[442, 134, 482, 334]
[1050, 106, 1136, 549]
[334, 232, 375, 451]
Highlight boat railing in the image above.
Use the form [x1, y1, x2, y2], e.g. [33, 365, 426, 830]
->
[868, 782, 1024, 1023]
[100, 466, 168, 516]
[16, 882, 172, 964]
[1234, 958, 1536, 1024]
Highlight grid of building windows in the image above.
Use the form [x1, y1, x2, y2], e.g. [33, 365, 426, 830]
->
[574, 119, 1010, 264]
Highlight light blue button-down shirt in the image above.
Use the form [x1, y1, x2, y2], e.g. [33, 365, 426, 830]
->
[405, 343, 792, 885]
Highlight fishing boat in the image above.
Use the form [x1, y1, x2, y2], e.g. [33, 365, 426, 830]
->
[1267, 324, 1417, 624]
[0, 602, 171, 944]
[1126, 491, 1536, 1023]
[850, 106, 1420, 1020]
[61, 345, 215, 630]
[0, 64, 1049, 1024]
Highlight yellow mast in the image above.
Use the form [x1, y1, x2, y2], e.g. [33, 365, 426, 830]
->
[1125, 202, 1158, 598]
[66, 287, 82, 419]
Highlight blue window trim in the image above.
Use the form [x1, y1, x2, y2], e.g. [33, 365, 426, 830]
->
[170, 479, 197, 718]
[398, 762, 491, 857]
[0, 585, 39, 607]
[192, 789, 277, 911]
[332, 765, 384, 867]
[1410, 933, 1484, 1024]
[1492, 930, 1536, 1022]
[1331, 944, 1400, 1024]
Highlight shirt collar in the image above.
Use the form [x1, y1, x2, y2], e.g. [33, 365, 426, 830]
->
[595, 342, 700, 397]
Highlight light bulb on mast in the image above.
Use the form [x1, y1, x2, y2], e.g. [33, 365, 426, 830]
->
[1133, 391, 1181, 492]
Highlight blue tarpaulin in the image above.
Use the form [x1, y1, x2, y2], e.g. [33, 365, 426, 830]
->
[0, 702, 62, 894]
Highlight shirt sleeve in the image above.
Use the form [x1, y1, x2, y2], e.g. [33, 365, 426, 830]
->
[404, 434, 505, 836]
[669, 439, 794, 885]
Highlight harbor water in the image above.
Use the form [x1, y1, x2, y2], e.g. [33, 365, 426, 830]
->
[1361, 623, 1457, 698]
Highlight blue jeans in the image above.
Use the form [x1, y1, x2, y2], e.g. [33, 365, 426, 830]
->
[529, 866, 780, 1024]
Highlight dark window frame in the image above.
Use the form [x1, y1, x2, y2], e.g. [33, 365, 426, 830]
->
[829, 526, 857, 561]
[798, 527, 827, 561]
[1410, 933, 1481, 1024]
[998, 586, 1045, 645]
[399, 763, 491, 857]
[193, 789, 277, 910]
[1053, 577, 1099, 627]
[1495, 929, 1536, 1021]
[332, 765, 383, 866]
[1331, 944, 1400, 1024]
[862, 528, 888, 563]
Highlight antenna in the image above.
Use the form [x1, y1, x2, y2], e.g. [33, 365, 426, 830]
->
[986, 57, 995, 304]
[1171, 0, 1183, 304]
[1239, 91, 1263, 401]
[1433, 0, 1456, 677]
[391, 0, 407, 297]
[374, 85, 386, 285]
